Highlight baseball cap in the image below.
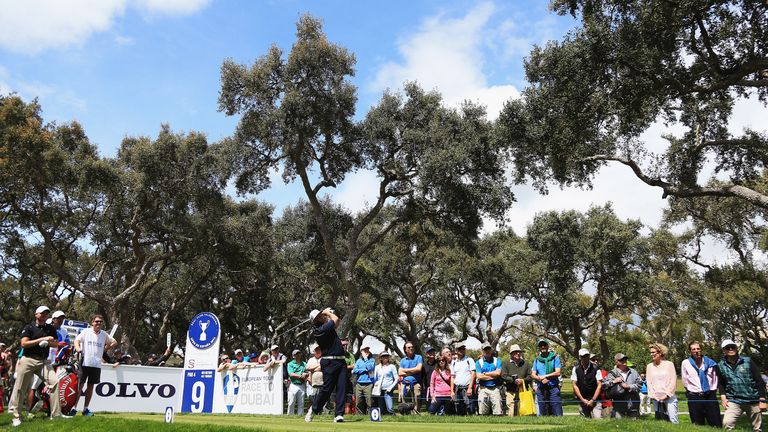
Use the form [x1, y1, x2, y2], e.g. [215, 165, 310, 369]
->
[234, 348, 243, 355]
[379, 351, 391, 357]
[614, 353, 628, 361]
[509, 344, 522, 353]
[292, 349, 301, 356]
[45, 318, 53, 324]
[455, 342, 467, 349]
[35, 305, 50, 314]
[721, 339, 737, 349]
[537, 339, 549, 347]
[481, 342, 493, 350]
[423, 345, 434, 353]
[0, 342, 6, 347]
[270, 344, 279, 351]
[309, 309, 321, 322]
[52, 310, 66, 319]
[578, 348, 591, 357]
[361, 343, 371, 350]
[590, 353, 601, 360]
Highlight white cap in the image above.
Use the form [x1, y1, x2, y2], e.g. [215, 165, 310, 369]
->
[361, 342, 371, 350]
[309, 309, 321, 322]
[578, 348, 591, 357]
[234, 349, 243, 355]
[45, 318, 53, 324]
[292, 349, 301, 356]
[35, 305, 50, 314]
[379, 351, 391, 357]
[270, 344, 279, 351]
[52, 310, 66, 319]
[721, 339, 737, 349]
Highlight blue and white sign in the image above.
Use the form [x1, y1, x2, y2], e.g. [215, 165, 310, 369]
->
[180, 312, 221, 413]
[187, 312, 220, 350]
[181, 369, 215, 413]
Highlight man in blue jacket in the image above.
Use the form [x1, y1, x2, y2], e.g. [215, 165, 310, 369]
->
[352, 343, 375, 414]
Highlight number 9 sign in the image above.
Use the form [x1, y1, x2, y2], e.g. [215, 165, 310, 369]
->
[181, 370, 214, 413]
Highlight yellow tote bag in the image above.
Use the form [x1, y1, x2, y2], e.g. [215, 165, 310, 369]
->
[517, 381, 536, 416]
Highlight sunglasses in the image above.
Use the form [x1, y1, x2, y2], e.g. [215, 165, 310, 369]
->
[93, 320, 103, 324]
[724, 345, 737, 350]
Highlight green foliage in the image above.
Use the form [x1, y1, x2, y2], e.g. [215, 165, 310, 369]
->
[499, 0, 768, 208]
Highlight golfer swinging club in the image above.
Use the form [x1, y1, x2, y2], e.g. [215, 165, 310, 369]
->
[305, 307, 346, 423]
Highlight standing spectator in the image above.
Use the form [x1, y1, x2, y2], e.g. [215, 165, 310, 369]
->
[73, 314, 118, 417]
[501, 344, 532, 417]
[0, 342, 8, 411]
[398, 341, 423, 413]
[571, 348, 602, 419]
[232, 349, 248, 365]
[440, 346, 453, 364]
[373, 351, 398, 415]
[646, 342, 678, 424]
[450, 342, 476, 415]
[428, 357, 452, 415]
[422, 346, 437, 402]
[531, 339, 563, 416]
[591, 354, 612, 418]
[286, 349, 308, 415]
[340, 338, 355, 414]
[475, 343, 503, 415]
[264, 345, 287, 369]
[716, 339, 767, 432]
[305, 308, 347, 423]
[306, 346, 324, 410]
[352, 343, 375, 414]
[602, 353, 642, 418]
[639, 373, 651, 415]
[8, 306, 70, 427]
[681, 341, 721, 427]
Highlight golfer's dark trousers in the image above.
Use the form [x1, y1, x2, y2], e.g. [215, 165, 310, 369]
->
[313, 358, 347, 417]
[686, 390, 722, 427]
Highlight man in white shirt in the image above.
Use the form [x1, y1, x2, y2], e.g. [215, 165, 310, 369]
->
[73, 314, 117, 417]
[450, 342, 476, 415]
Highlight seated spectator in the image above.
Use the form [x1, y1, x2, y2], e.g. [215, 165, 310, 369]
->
[602, 353, 642, 418]
[428, 357, 452, 415]
[110, 348, 133, 367]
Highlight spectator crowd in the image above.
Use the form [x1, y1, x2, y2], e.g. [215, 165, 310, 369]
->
[2, 304, 767, 431]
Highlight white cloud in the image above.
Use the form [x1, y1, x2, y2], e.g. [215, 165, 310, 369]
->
[331, 170, 381, 215]
[134, 0, 211, 16]
[371, 2, 519, 120]
[0, 0, 209, 54]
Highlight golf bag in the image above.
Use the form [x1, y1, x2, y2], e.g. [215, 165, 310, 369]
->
[30, 343, 80, 416]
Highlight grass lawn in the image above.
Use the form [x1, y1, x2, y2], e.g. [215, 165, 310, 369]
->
[1, 412, 762, 431]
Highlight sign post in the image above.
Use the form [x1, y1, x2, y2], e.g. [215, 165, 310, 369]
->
[180, 312, 221, 413]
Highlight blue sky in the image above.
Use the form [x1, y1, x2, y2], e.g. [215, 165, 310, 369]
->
[1, 0, 765, 249]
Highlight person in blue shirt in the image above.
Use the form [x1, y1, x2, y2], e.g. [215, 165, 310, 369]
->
[352, 344, 375, 414]
[531, 339, 563, 416]
[306, 308, 346, 423]
[398, 341, 423, 413]
[476, 343, 503, 415]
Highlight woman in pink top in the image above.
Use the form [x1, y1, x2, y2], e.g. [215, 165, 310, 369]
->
[646, 342, 679, 424]
[428, 358, 452, 415]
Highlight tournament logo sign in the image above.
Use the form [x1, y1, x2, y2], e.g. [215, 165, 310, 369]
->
[222, 371, 241, 413]
[188, 312, 220, 350]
